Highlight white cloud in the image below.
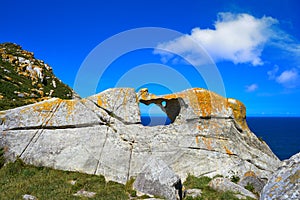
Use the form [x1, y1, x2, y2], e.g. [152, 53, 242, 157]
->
[267, 66, 299, 88]
[276, 69, 298, 85]
[267, 65, 279, 80]
[154, 12, 278, 66]
[246, 84, 258, 92]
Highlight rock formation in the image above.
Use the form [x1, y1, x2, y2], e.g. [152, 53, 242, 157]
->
[0, 42, 74, 111]
[260, 152, 300, 200]
[0, 87, 281, 187]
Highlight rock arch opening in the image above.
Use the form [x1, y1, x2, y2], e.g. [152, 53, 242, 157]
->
[139, 98, 181, 126]
[139, 102, 171, 126]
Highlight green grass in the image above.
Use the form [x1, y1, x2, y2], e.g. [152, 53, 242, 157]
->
[0, 161, 258, 200]
[0, 159, 129, 200]
[183, 174, 255, 200]
[230, 175, 240, 184]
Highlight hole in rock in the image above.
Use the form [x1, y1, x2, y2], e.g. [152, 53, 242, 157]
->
[140, 103, 171, 126]
[139, 98, 181, 126]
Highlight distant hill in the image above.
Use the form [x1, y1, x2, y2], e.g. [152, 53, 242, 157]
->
[0, 42, 74, 111]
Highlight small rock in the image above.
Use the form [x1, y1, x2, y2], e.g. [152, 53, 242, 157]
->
[208, 177, 257, 199]
[185, 189, 202, 198]
[23, 194, 37, 200]
[68, 179, 77, 185]
[73, 189, 96, 198]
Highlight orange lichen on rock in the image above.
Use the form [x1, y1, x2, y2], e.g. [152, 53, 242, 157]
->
[64, 100, 76, 117]
[202, 137, 213, 151]
[96, 94, 109, 109]
[243, 171, 256, 177]
[275, 177, 282, 182]
[26, 99, 62, 121]
[186, 88, 212, 117]
[223, 145, 234, 155]
[32, 99, 61, 112]
[195, 136, 199, 144]
[227, 98, 249, 131]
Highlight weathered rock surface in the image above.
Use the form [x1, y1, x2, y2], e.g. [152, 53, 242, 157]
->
[208, 177, 257, 199]
[133, 157, 180, 200]
[260, 152, 300, 200]
[1, 87, 280, 186]
[238, 171, 265, 195]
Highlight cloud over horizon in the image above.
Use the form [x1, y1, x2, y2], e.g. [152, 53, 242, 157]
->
[154, 12, 300, 67]
[268, 66, 299, 88]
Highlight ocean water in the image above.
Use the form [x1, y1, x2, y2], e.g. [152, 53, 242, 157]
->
[247, 117, 300, 160]
[141, 116, 300, 160]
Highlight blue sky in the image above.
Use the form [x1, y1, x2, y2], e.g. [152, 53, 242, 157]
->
[1, 0, 300, 116]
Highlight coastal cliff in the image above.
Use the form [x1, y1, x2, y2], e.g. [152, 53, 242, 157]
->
[0, 87, 281, 186]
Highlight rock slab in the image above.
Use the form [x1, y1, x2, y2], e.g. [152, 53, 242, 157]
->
[133, 157, 180, 200]
[209, 177, 257, 199]
[260, 152, 300, 200]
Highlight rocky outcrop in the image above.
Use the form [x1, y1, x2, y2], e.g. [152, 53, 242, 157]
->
[260, 152, 300, 200]
[0, 42, 74, 111]
[0, 88, 280, 187]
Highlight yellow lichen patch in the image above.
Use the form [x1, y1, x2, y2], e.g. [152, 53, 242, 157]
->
[223, 145, 234, 155]
[243, 171, 256, 177]
[64, 100, 77, 117]
[184, 88, 229, 118]
[270, 185, 279, 191]
[31, 99, 62, 120]
[202, 137, 212, 150]
[80, 99, 87, 104]
[96, 95, 109, 109]
[289, 170, 300, 184]
[139, 88, 150, 100]
[275, 176, 282, 182]
[227, 98, 249, 131]
[32, 99, 61, 112]
[195, 136, 199, 144]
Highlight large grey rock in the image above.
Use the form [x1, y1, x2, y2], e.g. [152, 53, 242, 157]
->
[133, 157, 180, 200]
[208, 177, 257, 199]
[238, 172, 265, 195]
[260, 152, 300, 200]
[0, 87, 281, 186]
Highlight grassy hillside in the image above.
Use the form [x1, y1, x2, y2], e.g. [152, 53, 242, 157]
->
[0, 43, 74, 111]
[0, 157, 256, 200]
